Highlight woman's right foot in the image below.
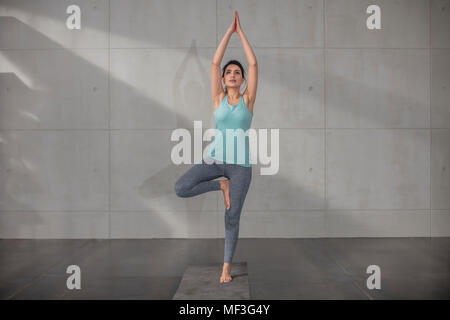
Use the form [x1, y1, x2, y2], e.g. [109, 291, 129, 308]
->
[219, 179, 230, 210]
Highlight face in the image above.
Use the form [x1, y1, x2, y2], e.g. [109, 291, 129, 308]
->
[223, 64, 244, 89]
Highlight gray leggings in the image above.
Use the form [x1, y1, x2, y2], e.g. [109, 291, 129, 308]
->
[174, 157, 252, 263]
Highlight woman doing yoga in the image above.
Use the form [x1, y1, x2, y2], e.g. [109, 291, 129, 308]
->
[174, 11, 258, 283]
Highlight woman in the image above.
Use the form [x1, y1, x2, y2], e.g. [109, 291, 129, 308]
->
[174, 11, 258, 284]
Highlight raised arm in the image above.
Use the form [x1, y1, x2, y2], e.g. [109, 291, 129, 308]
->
[235, 11, 258, 106]
[211, 17, 236, 105]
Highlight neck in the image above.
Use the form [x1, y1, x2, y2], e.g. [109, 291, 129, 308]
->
[226, 88, 240, 99]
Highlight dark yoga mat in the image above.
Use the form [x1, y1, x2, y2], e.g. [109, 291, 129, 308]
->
[172, 262, 250, 300]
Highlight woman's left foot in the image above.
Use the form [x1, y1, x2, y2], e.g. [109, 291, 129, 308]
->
[219, 179, 230, 210]
[220, 263, 232, 283]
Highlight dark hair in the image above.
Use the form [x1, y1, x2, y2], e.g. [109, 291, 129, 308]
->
[222, 60, 246, 94]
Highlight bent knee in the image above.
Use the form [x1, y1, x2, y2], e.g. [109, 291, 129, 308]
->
[174, 181, 187, 197]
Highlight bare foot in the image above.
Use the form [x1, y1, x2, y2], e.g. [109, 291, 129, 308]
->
[219, 179, 230, 210]
[220, 263, 232, 283]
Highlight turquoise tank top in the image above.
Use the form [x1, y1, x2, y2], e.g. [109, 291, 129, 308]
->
[207, 94, 253, 167]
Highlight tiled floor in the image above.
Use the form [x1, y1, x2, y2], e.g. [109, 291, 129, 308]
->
[0, 238, 449, 299]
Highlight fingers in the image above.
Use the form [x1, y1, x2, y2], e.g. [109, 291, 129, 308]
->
[229, 15, 236, 31]
[232, 10, 240, 32]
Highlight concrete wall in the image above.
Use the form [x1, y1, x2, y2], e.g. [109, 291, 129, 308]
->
[0, 0, 449, 238]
